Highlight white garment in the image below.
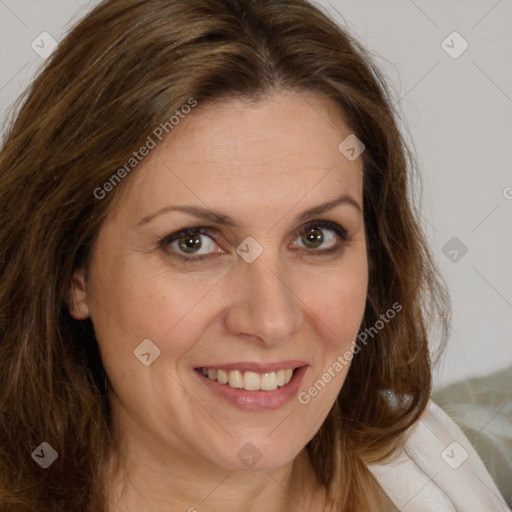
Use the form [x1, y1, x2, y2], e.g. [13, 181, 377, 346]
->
[367, 400, 511, 511]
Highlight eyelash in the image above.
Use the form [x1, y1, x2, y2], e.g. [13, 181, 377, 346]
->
[159, 221, 350, 263]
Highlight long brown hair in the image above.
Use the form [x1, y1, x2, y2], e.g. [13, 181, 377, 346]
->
[0, 0, 450, 510]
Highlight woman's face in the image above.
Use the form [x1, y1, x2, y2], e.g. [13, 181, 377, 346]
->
[71, 91, 368, 473]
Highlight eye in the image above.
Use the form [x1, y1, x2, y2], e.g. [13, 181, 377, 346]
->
[160, 227, 222, 261]
[291, 221, 348, 255]
[160, 221, 349, 263]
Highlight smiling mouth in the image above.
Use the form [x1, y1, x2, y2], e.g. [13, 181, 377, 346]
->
[195, 367, 297, 392]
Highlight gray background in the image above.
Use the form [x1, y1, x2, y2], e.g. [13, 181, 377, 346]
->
[0, 0, 510, 387]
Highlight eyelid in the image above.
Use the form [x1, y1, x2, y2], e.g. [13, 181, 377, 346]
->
[292, 220, 348, 241]
[160, 220, 349, 261]
[159, 226, 222, 255]
[289, 220, 349, 254]
[160, 226, 217, 244]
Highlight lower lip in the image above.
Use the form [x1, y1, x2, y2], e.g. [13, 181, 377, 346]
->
[194, 366, 307, 411]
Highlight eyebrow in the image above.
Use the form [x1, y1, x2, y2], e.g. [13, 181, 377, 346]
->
[136, 193, 362, 227]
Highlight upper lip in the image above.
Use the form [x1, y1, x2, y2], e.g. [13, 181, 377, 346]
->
[195, 361, 308, 373]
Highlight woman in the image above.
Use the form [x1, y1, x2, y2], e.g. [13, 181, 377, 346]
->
[0, 0, 508, 510]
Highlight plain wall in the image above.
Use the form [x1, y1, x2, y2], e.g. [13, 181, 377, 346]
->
[0, 0, 510, 387]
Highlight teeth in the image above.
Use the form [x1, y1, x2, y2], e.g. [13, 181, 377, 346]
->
[217, 369, 228, 384]
[261, 372, 278, 391]
[199, 367, 296, 391]
[243, 371, 261, 391]
[228, 370, 243, 389]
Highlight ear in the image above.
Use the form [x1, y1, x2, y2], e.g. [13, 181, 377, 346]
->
[68, 267, 90, 320]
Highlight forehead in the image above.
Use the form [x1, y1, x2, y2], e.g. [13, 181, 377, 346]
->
[114, 90, 363, 221]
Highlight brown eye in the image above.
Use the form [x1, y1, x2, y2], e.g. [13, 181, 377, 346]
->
[302, 226, 324, 249]
[178, 233, 202, 254]
[161, 227, 223, 260]
[292, 221, 348, 254]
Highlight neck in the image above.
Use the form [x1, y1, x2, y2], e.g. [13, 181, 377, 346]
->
[106, 440, 327, 512]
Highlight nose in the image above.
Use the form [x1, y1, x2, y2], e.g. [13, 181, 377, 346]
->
[222, 252, 304, 346]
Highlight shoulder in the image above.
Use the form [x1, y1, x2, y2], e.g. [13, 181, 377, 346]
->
[366, 398, 511, 511]
[432, 365, 512, 506]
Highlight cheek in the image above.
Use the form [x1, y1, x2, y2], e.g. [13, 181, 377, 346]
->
[89, 232, 193, 325]
[87, 249, 230, 367]
[296, 292, 366, 431]
[310, 258, 368, 337]
[303, 256, 368, 396]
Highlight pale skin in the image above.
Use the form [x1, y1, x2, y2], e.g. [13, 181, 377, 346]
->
[69, 91, 397, 511]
